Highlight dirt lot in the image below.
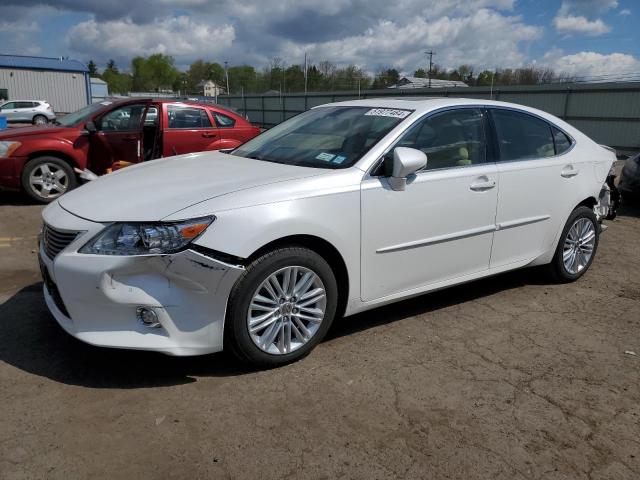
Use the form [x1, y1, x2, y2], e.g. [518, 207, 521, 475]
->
[0, 189, 639, 480]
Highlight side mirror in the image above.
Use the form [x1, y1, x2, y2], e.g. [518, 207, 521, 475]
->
[388, 147, 427, 191]
[84, 121, 97, 134]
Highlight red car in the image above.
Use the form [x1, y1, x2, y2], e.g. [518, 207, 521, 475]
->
[0, 98, 260, 202]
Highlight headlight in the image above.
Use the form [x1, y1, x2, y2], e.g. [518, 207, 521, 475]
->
[79, 217, 214, 255]
[0, 141, 22, 157]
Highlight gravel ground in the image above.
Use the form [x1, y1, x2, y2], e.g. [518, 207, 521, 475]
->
[0, 188, 639, 480]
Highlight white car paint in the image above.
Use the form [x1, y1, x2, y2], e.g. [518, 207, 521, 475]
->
[40, 98, 615, 356]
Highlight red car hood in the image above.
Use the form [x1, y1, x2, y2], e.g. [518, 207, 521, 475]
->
[0, 125, 75, 140]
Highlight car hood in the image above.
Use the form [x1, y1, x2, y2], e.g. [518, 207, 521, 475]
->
[0, 125, 73, 140]
[58, 151, 327, 222]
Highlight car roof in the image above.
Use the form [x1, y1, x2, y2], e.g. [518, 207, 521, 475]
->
[318, 97, 546, 115]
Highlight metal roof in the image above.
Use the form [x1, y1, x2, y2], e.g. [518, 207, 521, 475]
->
[0, 54, 88, 73]
[392, 76, 468, 88]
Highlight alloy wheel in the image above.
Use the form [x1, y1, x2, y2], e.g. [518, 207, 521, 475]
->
[562, 217, 596, 275]
[29, 163, 69, 200]
[247, 266, 326, 355]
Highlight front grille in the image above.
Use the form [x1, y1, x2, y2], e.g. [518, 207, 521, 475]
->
[42, 223, 79, 259]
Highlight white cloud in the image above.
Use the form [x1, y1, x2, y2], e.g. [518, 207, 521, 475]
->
[66, 16, 235, 59]
[553, 15, 610, 36]
[557, 0, 618, 16]
[543, 49, 640, 78]
[279, 8, 541, 73]
[619, 8, 631, 15]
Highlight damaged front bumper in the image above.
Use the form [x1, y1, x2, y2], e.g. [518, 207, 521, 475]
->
[40, 201, 244, 356]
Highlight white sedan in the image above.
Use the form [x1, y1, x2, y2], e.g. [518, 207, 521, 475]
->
[39, 98, 616, 366]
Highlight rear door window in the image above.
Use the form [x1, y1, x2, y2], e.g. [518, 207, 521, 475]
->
[167, 105, 212, 129]
[491, 109, 555, 161]
[1, 102, 16, 109]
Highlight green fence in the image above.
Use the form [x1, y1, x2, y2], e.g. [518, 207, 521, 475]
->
[218, 82, 640, 152]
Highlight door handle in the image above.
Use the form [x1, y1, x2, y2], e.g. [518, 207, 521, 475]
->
[201, 132, 216, 138]
[561, 166, 579, 178]
[470, 178, 496, 191]
[122, 135, 138, 141]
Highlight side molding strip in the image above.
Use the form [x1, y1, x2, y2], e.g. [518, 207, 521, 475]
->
[376, 225, 496, 253]
[376, 215, 551, 254]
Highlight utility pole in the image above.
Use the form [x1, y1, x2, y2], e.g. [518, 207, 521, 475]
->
[425, 50, 435, 88]
[304, 52, 308, 94]
[224, 61, 230, 95]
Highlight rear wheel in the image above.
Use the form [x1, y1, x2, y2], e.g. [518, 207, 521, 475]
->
[21, 156, 77, 203]
[548, 206, 599, 282]
[32, 114, 48, 125]
[225, 247, 338, 366]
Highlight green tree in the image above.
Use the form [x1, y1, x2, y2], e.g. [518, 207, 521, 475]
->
[228, 65, 258, 94]
[87, 60, 99, 77]
[131, 54, 179, 92]
[372, 67, 399, 88]
[476, 70, 495, 86]
[102, 59, 132, 94]
[413, 68, 427, 78]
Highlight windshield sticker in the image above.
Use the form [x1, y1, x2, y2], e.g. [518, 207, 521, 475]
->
[332, 155, 347, 164]
[365, 108, 411, 119]
[316, 152, 336, 162]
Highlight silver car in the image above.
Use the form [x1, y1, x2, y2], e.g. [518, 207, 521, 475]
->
[0, 100, 56, 125]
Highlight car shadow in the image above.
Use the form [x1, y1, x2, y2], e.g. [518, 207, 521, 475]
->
[0, 267, 548, 389]
[0, 190, 33, 206]
[617, 200, 640, 218]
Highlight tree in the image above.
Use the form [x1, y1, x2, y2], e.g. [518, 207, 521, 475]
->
[102, 59, 132, 94]
[87, 60, 99, 77]
[413, 68, 427, 78]
[372, 67, 399, 89]
[476, 70, 495, 86]
[228, 65, 258, 94]
[131, 54, 179, 92]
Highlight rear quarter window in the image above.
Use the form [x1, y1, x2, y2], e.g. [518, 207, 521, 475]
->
[212, 111, 236, 128]
[552, 126, 572, 155]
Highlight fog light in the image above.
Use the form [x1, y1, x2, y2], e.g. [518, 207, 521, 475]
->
[136, 307, 161, 328]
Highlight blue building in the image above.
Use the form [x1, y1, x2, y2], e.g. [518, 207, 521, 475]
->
[0, 54, 90, 113]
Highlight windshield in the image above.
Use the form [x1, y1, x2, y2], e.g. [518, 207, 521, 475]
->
[55, 102, 112, 127]
[233, 106, 412, 168]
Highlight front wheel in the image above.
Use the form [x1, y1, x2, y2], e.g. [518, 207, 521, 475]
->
[21, 156, 77, 203]
[548, 206, 599, 282]
[225, 247, 338, 366]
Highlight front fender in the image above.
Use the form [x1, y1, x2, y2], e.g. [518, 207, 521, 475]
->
[20, 137, 89, 169]
[190, 193, 362, 302]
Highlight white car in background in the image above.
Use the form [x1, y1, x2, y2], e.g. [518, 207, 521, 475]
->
[0, 99, 56, 124]
[39, 98, 616, 366]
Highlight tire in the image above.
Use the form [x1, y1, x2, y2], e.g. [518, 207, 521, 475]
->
[225, 246, 338, 367]
[32, 114, 48, 125]
[21, 156, 77, 203]
[548, 206, 599, 283]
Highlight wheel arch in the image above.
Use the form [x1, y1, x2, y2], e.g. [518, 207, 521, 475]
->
[26, 151, 80, 170]
[575, 196, 598, 210]
[246, 234, 350, 318]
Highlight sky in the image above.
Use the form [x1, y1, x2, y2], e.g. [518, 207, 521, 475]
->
[1, 0, 638, 79]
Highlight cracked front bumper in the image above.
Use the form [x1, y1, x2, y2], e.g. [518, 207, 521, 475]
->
[40, 201, 244, 356]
